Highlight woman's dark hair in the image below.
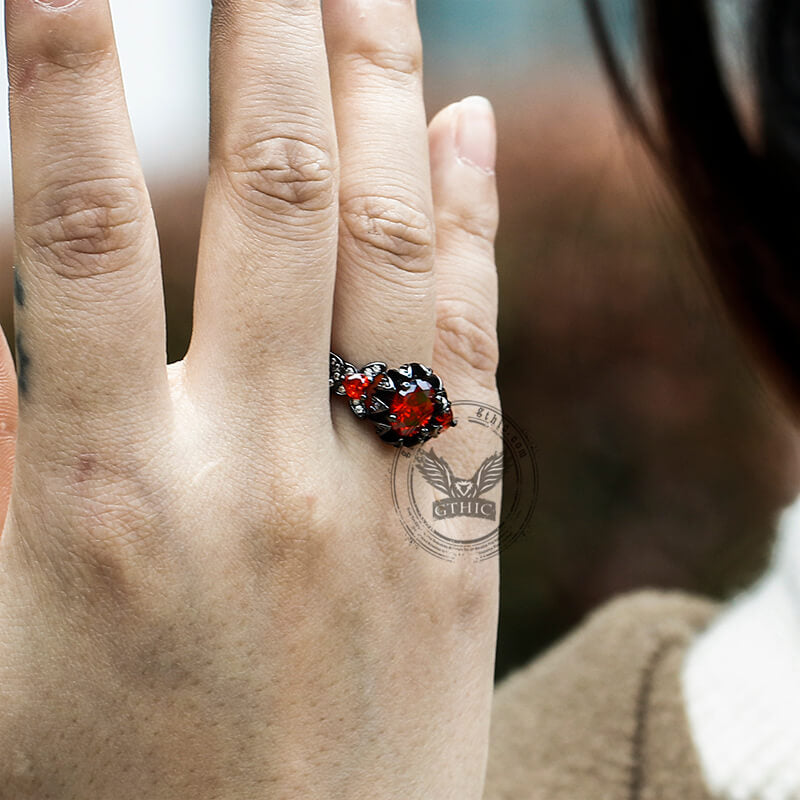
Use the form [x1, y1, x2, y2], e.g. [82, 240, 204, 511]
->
[585, 0, 800, 421]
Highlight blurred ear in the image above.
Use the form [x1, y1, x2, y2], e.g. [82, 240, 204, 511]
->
[0, 326, 17, 534]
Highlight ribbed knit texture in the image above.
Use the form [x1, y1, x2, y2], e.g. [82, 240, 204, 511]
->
[484, 590, 718, 799]
[683, 493, 800, 800]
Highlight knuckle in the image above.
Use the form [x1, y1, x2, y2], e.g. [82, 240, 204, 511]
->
[439, 206, 498, 247]
[220, 134, 337, 217]
[24, 176, 148, 280]
[69, 495, 164, 568]
[62, 453, 173, 545]
[239, 472, 337, 575]
[452, 569, 498, 629]
[16, 453, 178, 594]
[436, 298, 499, 378]
[350, 42, 422, 79]
[340, 194, 435, 272]
[424, 562, 498, 631]
[32, 48, 115, 83]
[212, 0, 317, 34]
[10, 37, 116, 93]
[267, 475, 324, 534]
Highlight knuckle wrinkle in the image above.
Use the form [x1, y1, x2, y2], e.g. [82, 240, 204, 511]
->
[341, 194, 434, 272]
[25, 176, 148, 280]
[222, 135, 336, 217]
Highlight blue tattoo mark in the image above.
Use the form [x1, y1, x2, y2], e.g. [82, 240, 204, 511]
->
[15, 331, 29, 398]
[13, 268, 24, 308]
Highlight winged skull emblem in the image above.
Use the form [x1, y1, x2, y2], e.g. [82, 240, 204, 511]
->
[415, 450, 504, 499]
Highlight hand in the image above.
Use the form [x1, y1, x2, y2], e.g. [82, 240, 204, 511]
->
[0, 1, 500, 798]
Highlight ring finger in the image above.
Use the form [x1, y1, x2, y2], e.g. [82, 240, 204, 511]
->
[323, 0, 436, 374]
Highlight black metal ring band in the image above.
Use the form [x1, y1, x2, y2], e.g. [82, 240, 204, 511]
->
[329, 352, 456, 447]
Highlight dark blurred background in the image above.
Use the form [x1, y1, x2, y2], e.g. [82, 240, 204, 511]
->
[0, 1, 797, 681]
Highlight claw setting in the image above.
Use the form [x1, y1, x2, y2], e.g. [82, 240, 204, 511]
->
[329, 353, 456, 447]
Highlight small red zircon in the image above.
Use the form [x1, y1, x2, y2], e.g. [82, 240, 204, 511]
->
[434, 408, 454, 430]
[343, 373, 370, 399]
[344, 373, 385, 407]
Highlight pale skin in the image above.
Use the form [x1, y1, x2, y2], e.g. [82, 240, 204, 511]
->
[0, 0, 500, 797]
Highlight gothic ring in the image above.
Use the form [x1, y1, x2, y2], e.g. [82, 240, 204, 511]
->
[329, 352, 456, 447]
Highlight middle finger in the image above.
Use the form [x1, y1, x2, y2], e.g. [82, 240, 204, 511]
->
[187, 0, 339, 424]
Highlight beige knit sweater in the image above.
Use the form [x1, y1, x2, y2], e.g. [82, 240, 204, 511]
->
[483, 590, 720, 800]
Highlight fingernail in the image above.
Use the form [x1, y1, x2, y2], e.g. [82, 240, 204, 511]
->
[455, 96, 496, 175]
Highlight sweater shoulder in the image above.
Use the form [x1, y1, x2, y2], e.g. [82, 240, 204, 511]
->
[484, 589, 720, 800]
[576, 588, 720, 656]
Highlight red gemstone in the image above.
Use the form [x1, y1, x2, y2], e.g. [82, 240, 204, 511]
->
[435, 408, 454, 430]
[344, 372, 386, 408]
[389, 379, 435, 437]
[343, 373, 370, 399]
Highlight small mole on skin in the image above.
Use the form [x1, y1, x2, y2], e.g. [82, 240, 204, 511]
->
[76, 454, 97, 482]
